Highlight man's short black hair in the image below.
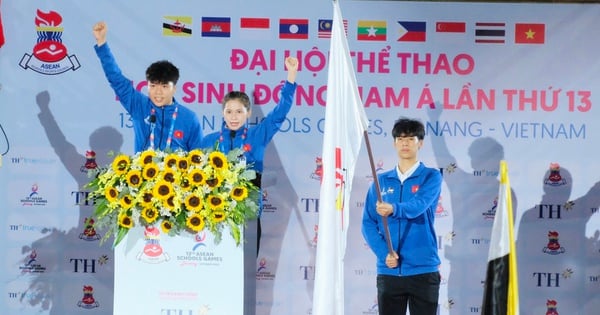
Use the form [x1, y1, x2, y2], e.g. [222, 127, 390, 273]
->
[145, 60, 179, 84]
[392, 117, 425, 140]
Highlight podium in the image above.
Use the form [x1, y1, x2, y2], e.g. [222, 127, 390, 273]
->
[113, 225, 244, 315]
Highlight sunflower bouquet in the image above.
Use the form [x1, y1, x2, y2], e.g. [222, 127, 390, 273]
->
[86, 148, 259, 248]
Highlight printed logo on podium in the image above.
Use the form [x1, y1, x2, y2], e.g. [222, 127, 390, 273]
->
[137, 226, 170, 263]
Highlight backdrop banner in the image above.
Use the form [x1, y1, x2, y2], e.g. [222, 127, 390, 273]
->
[1, 1, 599, 315]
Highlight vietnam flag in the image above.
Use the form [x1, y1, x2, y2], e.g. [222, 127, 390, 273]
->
[481, 161, 520, 315]
[515, 23, 545, 44]
[357, 20, 386, 41]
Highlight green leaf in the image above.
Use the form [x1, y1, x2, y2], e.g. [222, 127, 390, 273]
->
[112, 227, 129, 248]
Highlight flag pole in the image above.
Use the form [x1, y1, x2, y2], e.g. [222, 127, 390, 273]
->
[363, 130, 394, 255]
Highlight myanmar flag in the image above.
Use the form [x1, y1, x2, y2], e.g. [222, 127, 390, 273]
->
[481, 161, 520, 315]
[357, 20, 386, 41]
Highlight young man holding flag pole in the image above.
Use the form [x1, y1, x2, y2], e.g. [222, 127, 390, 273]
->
[362, 117, 443, 315]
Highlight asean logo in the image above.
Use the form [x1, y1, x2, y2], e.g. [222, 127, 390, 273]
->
[19, 9, 80, 75]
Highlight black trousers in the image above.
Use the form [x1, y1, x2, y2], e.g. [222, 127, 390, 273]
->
[376, 272, 440, 315]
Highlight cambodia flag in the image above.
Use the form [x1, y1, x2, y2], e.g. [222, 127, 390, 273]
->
[201, 17, 231, 38]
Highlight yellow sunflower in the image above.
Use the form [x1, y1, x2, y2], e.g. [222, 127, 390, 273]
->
[208, 151, 228, 170]
[176, 156, 189, 171]
[162, 194, 176, 211]
[186, 213, 205, 232]
[142, 163, 159, 181]
[160, 220, 173, 233]
[207, 194, 225, 210]
[126, 169, 143, 188]
[230, 186, 248, 201]
[119, 194, 134, 210]
[184, 193, 203, 212]
[153, 180, 173, 200]
[164, 153, 180, 169]
[205, 173, 224, 189]
[188, 149, 204, 165]
[104, 186, 119, 203]
[140, 150, 156, 165]
[140, 190, 154, 207]
[161, 168, 177, 183]
[187, 169, 206, 186]
[141, 207, 158, 224]
[210, 209, 227, 223]
[111, 154, 130, 175]
[118, 212, 133, 228]
[179, 177, 192, 192]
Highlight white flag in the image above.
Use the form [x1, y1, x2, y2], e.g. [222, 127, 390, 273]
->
[481, 160, 520, 315]
[311, 1, 369, 315]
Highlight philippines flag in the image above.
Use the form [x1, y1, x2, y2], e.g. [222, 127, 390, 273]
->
[397, 21, 426, 42]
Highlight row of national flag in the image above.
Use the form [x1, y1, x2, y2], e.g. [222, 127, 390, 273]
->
[163, 16, 545, 44]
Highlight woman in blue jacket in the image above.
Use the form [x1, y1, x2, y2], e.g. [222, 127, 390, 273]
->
[201, 56, 298, 256]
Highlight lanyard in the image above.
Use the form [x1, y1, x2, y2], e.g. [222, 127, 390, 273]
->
[149, 105, 179, 150]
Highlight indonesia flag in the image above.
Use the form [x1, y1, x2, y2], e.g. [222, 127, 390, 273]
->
[311, 2, 369, 315]
[239, 17, 271, 40]
[481, 161, 520, 315]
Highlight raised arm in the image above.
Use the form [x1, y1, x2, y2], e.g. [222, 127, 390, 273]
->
[92, 21, 107, 47]
[285, 56, 298, 83]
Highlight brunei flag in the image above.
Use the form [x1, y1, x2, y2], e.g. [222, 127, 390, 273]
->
[481, 160, 519, 315]
[163, 16, 192, 37]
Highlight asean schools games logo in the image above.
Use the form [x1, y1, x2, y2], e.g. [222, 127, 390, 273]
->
[19, 9, 80, 75]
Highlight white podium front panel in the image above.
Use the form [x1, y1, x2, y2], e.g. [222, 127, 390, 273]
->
[114, 225, 244, 315]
